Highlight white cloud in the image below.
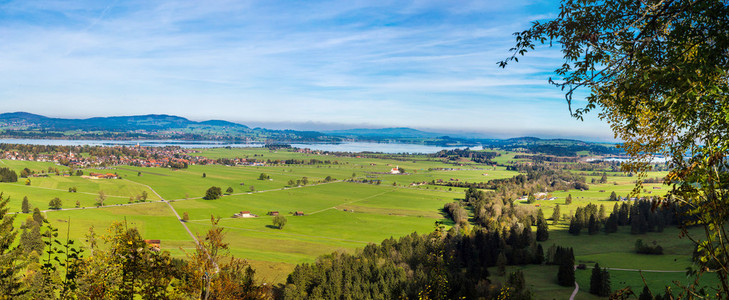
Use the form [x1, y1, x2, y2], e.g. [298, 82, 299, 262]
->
[0, 0, 613, 140]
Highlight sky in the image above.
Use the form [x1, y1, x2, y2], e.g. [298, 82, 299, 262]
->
[0, 0, 616, 141]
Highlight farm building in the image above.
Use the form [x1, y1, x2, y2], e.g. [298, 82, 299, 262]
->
[233, 211, 257, 218]
[293, 211, 305, 216]
[390, 166, 400, 174]
[267, 211, 279, 216]
[144, 239, 161, 251]
[88, 172, 118, 179]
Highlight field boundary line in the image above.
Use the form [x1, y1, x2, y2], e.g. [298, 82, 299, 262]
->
[584, 266, 685, 273]
[6, 183, 141, 199]
[186, 221, 372, 244]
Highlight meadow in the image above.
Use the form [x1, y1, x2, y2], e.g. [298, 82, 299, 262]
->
[0, 147, 708, 298]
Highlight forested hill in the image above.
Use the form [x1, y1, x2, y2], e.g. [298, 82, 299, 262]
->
[0, 112, 336, 142]
[0, 112, 248, 131]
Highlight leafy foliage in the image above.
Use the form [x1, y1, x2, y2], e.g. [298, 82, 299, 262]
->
[503, 0, 729, 295]
[204, 186, 223, 200]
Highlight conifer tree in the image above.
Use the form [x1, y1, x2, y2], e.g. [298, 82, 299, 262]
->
[32, 207, 44, 224]
[557, 247, 575, 287]
[605, 213, 619, 234]
[496, 252, 507, 276]
[552, 204, 561, 224]
[536, 210, 549, 242]
[535, 244, 544, 265]
[588, 215, 599, 235]
[589, 263, 611, 296]
[0, 193, 23, 297]
[590, 262, 603, 295]
[22, 196, 30, 213]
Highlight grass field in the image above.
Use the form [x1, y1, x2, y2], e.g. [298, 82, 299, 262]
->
[1, 148, 709, 296]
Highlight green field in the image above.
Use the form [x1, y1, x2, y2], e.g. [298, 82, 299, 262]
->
[1, 148, 708, 297]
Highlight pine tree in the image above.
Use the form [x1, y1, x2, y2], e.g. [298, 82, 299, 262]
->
[605, 213, 619, 234]
[618, 202, 630, 225]
[0, 193, 24, 297]
[565, 194, 572, 205]
[610, 191, 618, 201]
[535, 244, 544, 265]
[496, 251, 507, 276]
[590, 263, 602, 295]
[557, 247, 575, 287]
[552, 204, 561, 224]
[600, 267, 611, 296]
[32, 207, 44, 224]
[22, 196, 30, 214]
[536, 211, 549, 242]
[19, 219, 43, 255]
[568, 218, 581, 235]
[588, 215, 599, 235]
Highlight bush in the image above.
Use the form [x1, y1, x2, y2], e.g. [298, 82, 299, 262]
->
[635, 239, 663, 255]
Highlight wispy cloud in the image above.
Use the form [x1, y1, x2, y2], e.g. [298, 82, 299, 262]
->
[0, 0, 613, 140]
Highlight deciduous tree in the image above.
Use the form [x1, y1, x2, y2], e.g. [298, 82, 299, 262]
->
[204, 186, 222, 200]
[273, 215, 287, 230]
[502, 0, 729, 295]
[49, 198, 62, 210]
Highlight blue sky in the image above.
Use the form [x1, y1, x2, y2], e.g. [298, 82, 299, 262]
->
[0, 0, 615, 141]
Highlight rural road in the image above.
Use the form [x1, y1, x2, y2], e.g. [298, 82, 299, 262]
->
[122, 179, 200, 244]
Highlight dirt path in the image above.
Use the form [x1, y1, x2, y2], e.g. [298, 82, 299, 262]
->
[569, 281, 579, 300]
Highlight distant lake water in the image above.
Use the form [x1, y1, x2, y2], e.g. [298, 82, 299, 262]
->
[0, 139, 467, 154]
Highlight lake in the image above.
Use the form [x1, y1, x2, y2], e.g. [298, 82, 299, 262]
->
[0, 139, 469, 154]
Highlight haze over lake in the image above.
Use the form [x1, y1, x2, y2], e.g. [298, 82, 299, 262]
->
[0, 139, 463, 154]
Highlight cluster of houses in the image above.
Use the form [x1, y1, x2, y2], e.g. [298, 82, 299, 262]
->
[0, 146, 212, 168]
[517, 192, 559, 201]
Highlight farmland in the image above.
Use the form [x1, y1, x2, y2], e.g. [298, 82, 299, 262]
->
[0, 146, 707, 298]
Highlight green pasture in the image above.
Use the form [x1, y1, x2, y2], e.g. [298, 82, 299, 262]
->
[0, 149, 709, 293]
[0, 177, 158, 212]
[0, 159, 69, 174]
[41, 202, 197, 256]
